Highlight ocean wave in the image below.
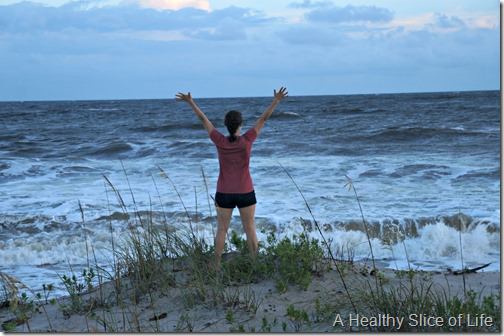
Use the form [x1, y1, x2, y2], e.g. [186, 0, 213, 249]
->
[0, 134, 26, 142]
[359, 126, 491, 143]
[0, 162, 10, 171]
[297, 212, 498, 243]
[8, 144, 47, 157]
[0, 210, 499, 289]
[131, 123, 202, 133]
[0, 210, 191, 238]
[135, 147, 158, 158]
[270, 111, 301, 119]
[452, 169, 500, 182]
[63, 165, 97, 173]
[166, 140, 210, 151]
[359, 164, 452, 179]
[358, 169, 383, 177]
[389, 164, 451, 178]
[55, 165, 101, 178]
[338, 107, 386, 114]
[87, 142, 134, 157]
[0, 214, 72, 234]
[85, 108, 121, 111]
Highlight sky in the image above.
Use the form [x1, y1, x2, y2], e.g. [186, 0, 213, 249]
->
[0, 0, 500, 100]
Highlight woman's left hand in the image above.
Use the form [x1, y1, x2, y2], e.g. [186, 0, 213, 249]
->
[176, 92, 193, 103]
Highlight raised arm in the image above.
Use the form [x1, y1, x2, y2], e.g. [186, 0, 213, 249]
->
[176, 92, 214, 135]
[254, 87, 288, 135]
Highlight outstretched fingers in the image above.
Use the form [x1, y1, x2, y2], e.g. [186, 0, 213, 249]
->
[175, 92, 192, 101]
[274, 86, 288, 100]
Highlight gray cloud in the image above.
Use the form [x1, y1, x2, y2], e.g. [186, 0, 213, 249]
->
[276, 25, 346, 45]
[0, 1, 272, 36]
[288, 0, 332, 9]
[433, 13, 466, 29]
[276, 15, 498, 76]
[187, 17, 247, 40]
[306, 5, 394, 23]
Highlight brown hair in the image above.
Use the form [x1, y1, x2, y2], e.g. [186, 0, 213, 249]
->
[224, 110, 243, 142]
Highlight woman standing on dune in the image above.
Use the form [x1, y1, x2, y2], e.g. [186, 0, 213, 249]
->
[176, 87, 288, 268]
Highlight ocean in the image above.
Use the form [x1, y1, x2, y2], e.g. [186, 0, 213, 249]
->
[0, 90, 500, 296]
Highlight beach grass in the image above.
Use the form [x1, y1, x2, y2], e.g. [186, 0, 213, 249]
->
[0, 166, 501, 332]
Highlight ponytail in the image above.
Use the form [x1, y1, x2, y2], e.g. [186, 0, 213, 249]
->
[224, 110, 243, 143]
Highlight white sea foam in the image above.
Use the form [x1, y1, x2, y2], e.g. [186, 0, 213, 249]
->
[0, 154, 499, 226]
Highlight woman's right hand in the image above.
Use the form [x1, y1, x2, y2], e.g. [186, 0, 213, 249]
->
[273, 87, 288, 101]
[176, 92, 193, 103]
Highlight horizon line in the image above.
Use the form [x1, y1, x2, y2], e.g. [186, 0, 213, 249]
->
[0, 88, 499, 103]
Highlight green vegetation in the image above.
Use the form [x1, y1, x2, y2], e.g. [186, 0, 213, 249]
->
[286, 304, 310, 331]
[359, 271, 501, 332]
[221, 230, 325, 293]
[265, 232, 325, 292]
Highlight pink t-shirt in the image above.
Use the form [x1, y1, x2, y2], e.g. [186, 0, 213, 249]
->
[210, 127, 258, 193]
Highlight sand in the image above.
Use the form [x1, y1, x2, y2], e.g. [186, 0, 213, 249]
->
[0, 258, 500, 333]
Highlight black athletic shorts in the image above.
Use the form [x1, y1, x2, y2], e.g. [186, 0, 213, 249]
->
[215, 190, 257, 209]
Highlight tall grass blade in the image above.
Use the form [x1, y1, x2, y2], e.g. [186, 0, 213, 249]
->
[157, 165, 196, 241]
[458, 211, 467, 299]
[120, 160, 144, 227]
[278, 161, 357, 313]
[102, 174, 128, 214]
[344, 175, 377, 273]
[200, 166, 216, 241]
[103, 181, 120, 299]
[78, 200, 91, 270]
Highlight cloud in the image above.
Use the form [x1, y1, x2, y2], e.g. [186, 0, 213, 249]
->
[432, 13, 465, 29]
[187, 17, 247, 40]
[0, 1, 270, 37]
[276, 23, 498, 84]
[306, 5, 394, 23]
[277, 25, 346, 45]
[138, 0, 210, 11]
[288, 0, 331, 9]
[468, 15, 498, 29]
[276, 9, 498, 79]
[388, 13, 435, 31]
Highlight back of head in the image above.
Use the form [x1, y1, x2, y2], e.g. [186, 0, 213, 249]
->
[224, 110, 243, 142]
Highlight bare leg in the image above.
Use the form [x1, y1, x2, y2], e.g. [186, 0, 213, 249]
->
[215, 205, 233, 268]
[238, 204, 258, 257]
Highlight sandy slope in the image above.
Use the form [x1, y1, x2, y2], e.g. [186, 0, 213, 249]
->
[0, 260, 500, 333]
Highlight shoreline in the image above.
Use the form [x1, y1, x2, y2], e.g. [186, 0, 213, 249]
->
[2, 209, 500, 299]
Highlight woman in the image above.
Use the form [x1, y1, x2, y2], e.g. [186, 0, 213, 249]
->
[175, 87, 288, 268]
